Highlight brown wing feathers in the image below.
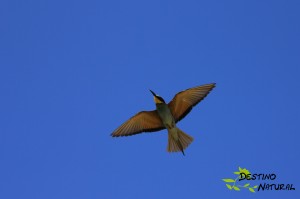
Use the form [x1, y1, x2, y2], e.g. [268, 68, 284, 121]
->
[168, 83, 216, 123]
[111, 110, 165, 137]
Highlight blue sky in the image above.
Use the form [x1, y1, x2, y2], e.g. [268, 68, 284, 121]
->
[1, 0, 299, 198]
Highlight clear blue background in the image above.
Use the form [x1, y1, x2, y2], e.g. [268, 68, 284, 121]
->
[1, 0, 299, 198]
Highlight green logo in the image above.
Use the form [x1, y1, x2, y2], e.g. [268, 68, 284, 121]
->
[222, 167, 258, 193]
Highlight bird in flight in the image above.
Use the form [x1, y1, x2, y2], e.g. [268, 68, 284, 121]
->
[111, 83, 216, 155]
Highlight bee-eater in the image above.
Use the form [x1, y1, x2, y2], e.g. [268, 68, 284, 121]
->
[111, 83, 216, 155]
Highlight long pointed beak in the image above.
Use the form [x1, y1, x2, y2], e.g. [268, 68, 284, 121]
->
[149, 89, 156, 96]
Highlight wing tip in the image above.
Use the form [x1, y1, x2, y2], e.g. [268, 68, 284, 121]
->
[208, 82, 216, 87]
[111, 134, 125, 137]
[204, 82, 216, 91]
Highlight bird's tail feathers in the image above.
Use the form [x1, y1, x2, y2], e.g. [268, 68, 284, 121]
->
[167, 127, 194, 155]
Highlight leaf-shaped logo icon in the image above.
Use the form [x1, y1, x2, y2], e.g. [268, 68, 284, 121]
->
[226, 184, 232, 190]
[249, 188, 255, 193]
[222, 179, 235, 183]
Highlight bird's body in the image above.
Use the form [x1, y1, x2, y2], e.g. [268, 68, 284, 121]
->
[111, 83, 216, 155]
[154, 99, 192, 155]
[156, 103, 175, 129]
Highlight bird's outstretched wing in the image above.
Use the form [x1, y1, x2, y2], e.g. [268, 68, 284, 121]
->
[168, 83, 216, 123]
[111, 110, 165, 137]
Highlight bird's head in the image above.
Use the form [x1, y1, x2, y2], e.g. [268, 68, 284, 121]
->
[149, 90, 166, 104]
